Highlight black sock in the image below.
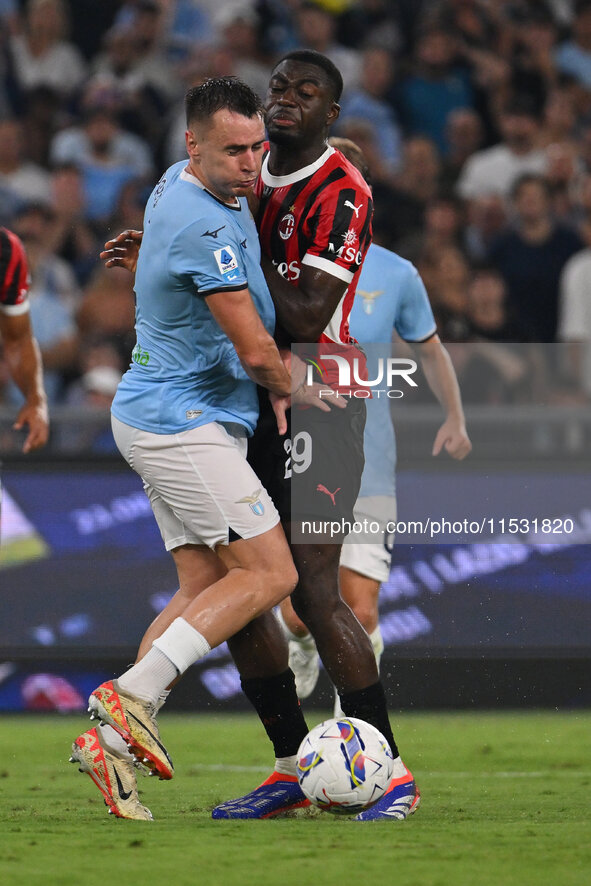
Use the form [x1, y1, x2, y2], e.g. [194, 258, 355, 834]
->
[241, 669, 309, 759]
[339, 680, 399, 758]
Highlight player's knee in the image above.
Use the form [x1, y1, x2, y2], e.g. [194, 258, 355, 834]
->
[260, 559, 298, 608]
[350, 601, 375, 632]
[278, 560, 299, 600]
[291, 585, 337, 629]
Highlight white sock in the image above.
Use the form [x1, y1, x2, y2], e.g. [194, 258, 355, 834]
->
[117, 618, 210, 705]
[297, 631, 318, 652]
[155, 688, 170, 713]
[391, 755, 407, 779]
[274, 754, 298, 777]
[96, 722, 133, 759]
[333, 686, 344, 718]
[276, 609, 315, 648]
[118, 646, 178, 705]
[153, 617, 210, 673]
[369, 626, 384, 672]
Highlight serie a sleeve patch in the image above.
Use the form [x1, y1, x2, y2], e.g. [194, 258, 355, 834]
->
[214, 246, 239, 275]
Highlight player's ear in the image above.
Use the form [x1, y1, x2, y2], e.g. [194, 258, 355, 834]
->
[185, 128, 200, 160]
[327, 101, 340, 127]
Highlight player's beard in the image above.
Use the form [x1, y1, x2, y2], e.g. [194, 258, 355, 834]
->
[267, 125, 305, 148]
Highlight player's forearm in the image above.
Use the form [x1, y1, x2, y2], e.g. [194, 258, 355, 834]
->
[419, 342, 465, 422]
[5, 335, 47, 408]
[260, 254, 329, 342]
[238, 335, 292, 396]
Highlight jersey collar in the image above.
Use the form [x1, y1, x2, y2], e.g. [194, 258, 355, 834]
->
[261, 146, 335, 188]
[180, 166, 241, 210]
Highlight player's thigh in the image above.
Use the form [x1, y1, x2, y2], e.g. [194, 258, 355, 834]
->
[112, 417, 280, 549]
[290, 397, 366, 541]
[249, 395, 366, 537]
[247, 391, 291, 520]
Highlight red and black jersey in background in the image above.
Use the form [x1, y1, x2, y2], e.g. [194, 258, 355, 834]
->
[0, 227, 30, 314]
[255, 146, 373, 348]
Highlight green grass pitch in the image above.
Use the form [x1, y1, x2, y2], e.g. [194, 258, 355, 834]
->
[0, 711, 589, 886]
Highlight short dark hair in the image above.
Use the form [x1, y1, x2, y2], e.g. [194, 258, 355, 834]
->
[501, 94, 541, 120]
[471, 262, 504, 280]
[273, 49, 343, 102]
[510, 172, 551, 201]
[185, 77, 263, 128]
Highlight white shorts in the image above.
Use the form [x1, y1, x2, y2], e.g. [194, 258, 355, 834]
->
[112, 416, 280, 550]
[339, 495, 396, 583]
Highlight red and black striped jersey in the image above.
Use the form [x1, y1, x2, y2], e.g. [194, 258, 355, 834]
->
[0, 227, 30, 315]
[255, 146, 372, 346]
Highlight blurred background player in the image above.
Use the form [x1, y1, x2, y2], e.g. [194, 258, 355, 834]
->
[280, 139, 471, 743]
[0, 225, 48, 453]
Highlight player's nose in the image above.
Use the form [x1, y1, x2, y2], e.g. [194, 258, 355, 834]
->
[242, 150, 258, 172]
[277, 87, 297, 105]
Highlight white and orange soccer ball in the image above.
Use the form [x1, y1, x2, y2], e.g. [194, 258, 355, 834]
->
[296, 717, 394, 815]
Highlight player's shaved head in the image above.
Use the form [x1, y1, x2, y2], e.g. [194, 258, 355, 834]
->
[185, 77, 263, 130]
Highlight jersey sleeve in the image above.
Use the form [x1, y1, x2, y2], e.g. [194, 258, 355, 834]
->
[301, 172, 373, 284]
[0, 228, 30, 316]
[395, 264, 437, 342]
[168, 219, 249, 296]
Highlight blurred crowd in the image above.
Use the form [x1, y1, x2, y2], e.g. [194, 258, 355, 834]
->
[1, 0, 590, 452]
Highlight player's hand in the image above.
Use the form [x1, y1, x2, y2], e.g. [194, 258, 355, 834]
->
[281, 349, 346, 411]
[13, 399, 49, 453]
[292, 380, 346, 412]
[100, 230, 143, 273]
[432, 419, 472, 460]
[270, 350, 347, 433]
[270, 384, 347, 434]
[269, 349, 298, 434]
[270, 392, 290, 435]
[270, 383, 346, 434]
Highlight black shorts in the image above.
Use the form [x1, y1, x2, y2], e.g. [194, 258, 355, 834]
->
[248, 388, 366, 541]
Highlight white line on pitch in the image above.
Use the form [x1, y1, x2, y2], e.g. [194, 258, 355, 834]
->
[426, 771, 591, 778]
[192, 765, 590, 778]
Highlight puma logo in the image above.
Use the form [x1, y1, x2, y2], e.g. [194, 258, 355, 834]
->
[317, 484, 341, 506]
[344, 200, 362, 218]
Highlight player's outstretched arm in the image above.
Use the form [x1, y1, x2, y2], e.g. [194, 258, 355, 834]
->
[206, 287, 291, 391]
[415, 335, 472, 460]
[100, 230, 143, 273]
[0, 312, 49, 452]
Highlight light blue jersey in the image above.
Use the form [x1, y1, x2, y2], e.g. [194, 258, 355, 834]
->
[112, 161, 275, 435]
[349, 243, 437, 497]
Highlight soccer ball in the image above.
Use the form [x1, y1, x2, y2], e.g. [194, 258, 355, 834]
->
[296, 717, 394, 815]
